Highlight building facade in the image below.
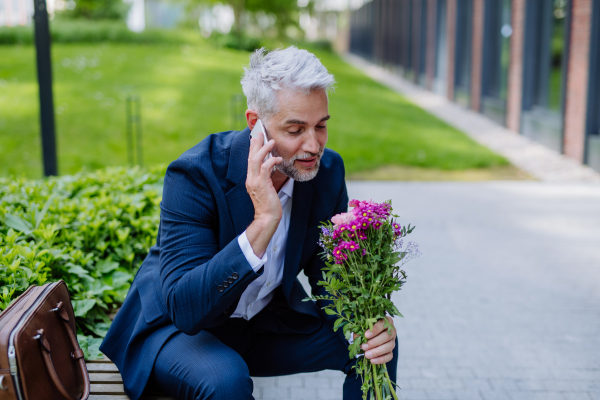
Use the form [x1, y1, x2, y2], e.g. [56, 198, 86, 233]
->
[349, 0, 600, 172]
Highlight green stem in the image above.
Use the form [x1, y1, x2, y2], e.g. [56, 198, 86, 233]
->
[383, 367, 400, 400]
[372, 364, 382, 400]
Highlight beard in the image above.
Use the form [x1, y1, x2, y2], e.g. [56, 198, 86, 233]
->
[271, 146, 324, 182]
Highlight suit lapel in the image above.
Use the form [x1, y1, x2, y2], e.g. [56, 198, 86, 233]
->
[282, 181, 313, 298]
[225, 128, 255, 236]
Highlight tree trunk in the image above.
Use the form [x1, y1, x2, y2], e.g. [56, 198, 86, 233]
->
[232, 0, 245, 38]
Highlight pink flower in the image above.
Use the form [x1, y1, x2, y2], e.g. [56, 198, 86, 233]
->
[331, 212, 354, 227]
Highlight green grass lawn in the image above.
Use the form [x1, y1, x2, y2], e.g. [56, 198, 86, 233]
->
[0, 41, 508, 179]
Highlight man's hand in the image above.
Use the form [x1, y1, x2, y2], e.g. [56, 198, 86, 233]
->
[245, 135, 283, 258]
[353, 316, 396, 365]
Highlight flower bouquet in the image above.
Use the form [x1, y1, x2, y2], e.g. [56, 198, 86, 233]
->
[304, 199, 421, 400]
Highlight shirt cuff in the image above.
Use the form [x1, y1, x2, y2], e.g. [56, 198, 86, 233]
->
[238, 230, 268, 272]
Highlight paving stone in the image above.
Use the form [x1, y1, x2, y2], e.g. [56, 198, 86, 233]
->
[426, 389, 455, 400]
[446, 368, 476, 379]
[452, 388, 484, 400]
[289, 387, 318, 400]
[462, 379, 493, 391]
[478, 389, 512, 400]
[562, 393, 596, 400]
[436, 379, 464, 390]
[590, 391, 600, 400]
[398, 388, 429, 400]
[316, 387, 344, 400]
[262, 385, 290, 400]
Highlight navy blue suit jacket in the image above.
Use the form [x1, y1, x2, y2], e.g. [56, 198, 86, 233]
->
[99, 128, 349, 400]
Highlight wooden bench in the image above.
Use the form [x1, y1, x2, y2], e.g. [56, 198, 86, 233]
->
[86, 357, 175, 400]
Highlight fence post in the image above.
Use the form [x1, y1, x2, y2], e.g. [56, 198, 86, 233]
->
[33, 0, 57, 177]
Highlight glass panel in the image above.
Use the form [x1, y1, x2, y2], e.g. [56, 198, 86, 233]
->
[548, 0, 567, 111]
[586, 0, 600, 171]
[480, 0, 511, 125]
[419, 0, 428, 86]
[454, 0, 473, 106]
[520, 0, 568, 152]
[434, 0, 448, 96]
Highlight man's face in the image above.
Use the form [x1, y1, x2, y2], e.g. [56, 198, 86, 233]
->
[263, 88, 329, 182]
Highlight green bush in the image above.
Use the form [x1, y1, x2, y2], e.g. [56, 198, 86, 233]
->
[0, 165, 165, 359]
[209, 32, 263, 52]
[0, 20, 200, 45]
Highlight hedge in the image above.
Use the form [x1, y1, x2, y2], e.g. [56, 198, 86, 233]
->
[0, 20, 199, 45]
[0, 165, 165, 359]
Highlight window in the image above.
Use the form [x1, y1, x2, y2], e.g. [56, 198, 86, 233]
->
[434, 0, 448, 96]
[480, 0, 512, 125]
[419, 0, 428, 86]
[454, 0, 473, 107]
[585, 0, 600, 171]
[521, 0, 569, 153]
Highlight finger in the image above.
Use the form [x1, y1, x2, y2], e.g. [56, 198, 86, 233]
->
[365, 318, 386, 339]
[363, 317, 395, 349]
[247, 136, 265, 176]
[364, 338, 395, 360]
[362, 328, 395, 351]
[251, 139, 276, 166]
[259, 155, 283, 178]
[369, 351, 394, 365]
[248, 135, 264, 159]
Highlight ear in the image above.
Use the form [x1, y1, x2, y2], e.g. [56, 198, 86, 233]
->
[246, 109, 259, 130]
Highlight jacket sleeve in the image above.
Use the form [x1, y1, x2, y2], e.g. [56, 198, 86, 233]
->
[303, 165, 350, 346]
[158, 156, 262, 335]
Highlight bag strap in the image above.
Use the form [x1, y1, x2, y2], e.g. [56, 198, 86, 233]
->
[34, 301, 90, 400]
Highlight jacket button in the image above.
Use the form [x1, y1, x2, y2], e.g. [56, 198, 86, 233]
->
[223, 281, 229, 288]
[217, 285, 224, 292]
[232, 272, 239, 279]
[227, 277, 234, 284]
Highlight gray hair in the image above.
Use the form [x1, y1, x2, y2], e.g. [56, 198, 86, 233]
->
[240, 46, 336, 121]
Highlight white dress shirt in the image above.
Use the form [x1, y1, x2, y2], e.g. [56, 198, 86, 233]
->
[232, 177, 294, 320]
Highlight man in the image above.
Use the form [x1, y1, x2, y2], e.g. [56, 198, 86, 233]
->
[100, 46, 398, 400]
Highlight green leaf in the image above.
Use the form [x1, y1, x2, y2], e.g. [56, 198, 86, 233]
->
[72, 299, 96, 318]
[34, 195, 56, 229]
[96, 259, 119, 274]
[324, 307, 337, 316]
[4, 214, 33, 234]
[68, 265, 94, 282]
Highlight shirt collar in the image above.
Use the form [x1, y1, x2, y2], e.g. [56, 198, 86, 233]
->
[279, 177, 294, 199]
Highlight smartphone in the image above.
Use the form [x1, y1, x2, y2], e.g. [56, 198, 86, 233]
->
[250, 119, 272, 163]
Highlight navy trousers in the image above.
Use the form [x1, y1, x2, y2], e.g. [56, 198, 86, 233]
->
[146, 309, 399, 400]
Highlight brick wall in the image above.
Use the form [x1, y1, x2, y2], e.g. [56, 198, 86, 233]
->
[446, 0, 456, 100]
[426, 0, 437, 90]
[564, 0, 592, 161]
[470, 0, 484, 111]
[506, 0, 525, 132]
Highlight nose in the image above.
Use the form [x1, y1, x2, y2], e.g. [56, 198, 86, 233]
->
[302, 129, 321, 155]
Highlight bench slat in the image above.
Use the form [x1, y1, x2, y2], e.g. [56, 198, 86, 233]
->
[86, 360, 175, 399]
[86, 363, 120, 372]
[91, 383, 125, 394]
[89, 373, 123, 383]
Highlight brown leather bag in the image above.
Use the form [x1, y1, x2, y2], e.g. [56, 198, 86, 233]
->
[0, 280, 90, 400]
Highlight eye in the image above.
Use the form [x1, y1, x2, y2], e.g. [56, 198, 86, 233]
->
[316, 125, 326, 130]
[288, 129, 302, 134]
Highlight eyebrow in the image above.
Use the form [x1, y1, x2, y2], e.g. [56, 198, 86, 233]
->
[284, 115, 331, 125]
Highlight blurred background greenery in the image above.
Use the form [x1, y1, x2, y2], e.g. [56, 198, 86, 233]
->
[0, 0, 515, 180]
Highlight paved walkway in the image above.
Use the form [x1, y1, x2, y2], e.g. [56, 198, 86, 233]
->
[251, 181, 600, 400]
[343, 54, 600, 183]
